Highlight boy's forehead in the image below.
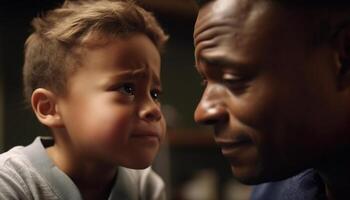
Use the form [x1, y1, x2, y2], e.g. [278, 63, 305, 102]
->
[78, 33, 160, 66]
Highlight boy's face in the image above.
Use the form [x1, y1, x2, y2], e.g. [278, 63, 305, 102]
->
[57, 34, 165, 169]
[194, 0, 350, 184]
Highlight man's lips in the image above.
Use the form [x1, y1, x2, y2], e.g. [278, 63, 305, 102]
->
[215, 135, 253, 155]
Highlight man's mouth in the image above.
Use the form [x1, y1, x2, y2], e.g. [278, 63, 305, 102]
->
[215, 135, 253, 155]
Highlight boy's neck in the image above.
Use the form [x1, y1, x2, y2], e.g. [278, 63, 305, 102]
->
[76, 175, 117, 200]
[46, 143, 118, 199]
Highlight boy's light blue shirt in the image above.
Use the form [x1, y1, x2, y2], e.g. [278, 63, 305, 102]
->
[0, 137, 165, 200]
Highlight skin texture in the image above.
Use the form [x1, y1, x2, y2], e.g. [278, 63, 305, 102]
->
[194, 0, 350, 189]
[32, 33, 166, 199]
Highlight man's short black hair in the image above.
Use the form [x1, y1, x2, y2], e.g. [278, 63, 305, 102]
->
[274, 0, 350, 8]
[194, 0, 350, 47]
[195, 0, 350, 8]
[195, 0, 213, 8]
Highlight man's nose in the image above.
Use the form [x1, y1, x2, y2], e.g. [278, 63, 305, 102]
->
[194, 86, 229, 125]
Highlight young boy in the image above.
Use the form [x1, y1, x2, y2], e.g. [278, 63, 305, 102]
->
[0, 0, 168, 199]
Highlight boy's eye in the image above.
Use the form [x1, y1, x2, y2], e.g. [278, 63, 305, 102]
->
[150, 89, 162, 101]
[117, 83, 135, 96]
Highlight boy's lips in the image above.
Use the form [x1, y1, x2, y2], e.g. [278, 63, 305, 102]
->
[131, 130, 161, 141]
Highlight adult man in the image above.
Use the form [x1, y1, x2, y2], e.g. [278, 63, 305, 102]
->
[193, 0, 350, 199]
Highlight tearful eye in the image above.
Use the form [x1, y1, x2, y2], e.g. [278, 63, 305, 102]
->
[117, 83, 135, 96]
[150, 89, 162, 101]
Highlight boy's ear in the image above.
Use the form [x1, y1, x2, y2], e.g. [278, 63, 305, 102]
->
[31, 88, 63, 128]
[334, 24, 350, 89]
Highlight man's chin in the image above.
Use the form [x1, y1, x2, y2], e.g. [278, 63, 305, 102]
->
[230, 165, 284, 185]
[234, 175, 271, 185]
[233, 173, 265, 185]
[231, 165, 263, 185]
[231, 165, 305, 185]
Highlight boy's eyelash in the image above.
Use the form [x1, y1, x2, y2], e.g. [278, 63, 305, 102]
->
[118, 83, 135, 95]
[152, 88, 162, 94]
[107, 82, 134, 92]
[151, 88, 163, 99]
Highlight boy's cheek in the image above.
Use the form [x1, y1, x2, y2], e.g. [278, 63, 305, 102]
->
[79, 109, 133, 140]
[160, 117, 167, 142]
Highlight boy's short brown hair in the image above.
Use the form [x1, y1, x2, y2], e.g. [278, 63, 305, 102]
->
[23, 0, 168, 104]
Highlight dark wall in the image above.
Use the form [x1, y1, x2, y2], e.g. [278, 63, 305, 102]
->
[1, 1, 65, 150]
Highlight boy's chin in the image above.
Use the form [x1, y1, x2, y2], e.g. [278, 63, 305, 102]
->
[119, 151, 158, 169]
[121, 157, 155, 169]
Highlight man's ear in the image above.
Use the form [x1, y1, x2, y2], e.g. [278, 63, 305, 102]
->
[31, 88, 63, 128]
[334, 24, 350, 89]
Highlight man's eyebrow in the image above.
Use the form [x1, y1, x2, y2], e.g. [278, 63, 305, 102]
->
[198, 55, 238, 68]
[197, 55, 259, 75]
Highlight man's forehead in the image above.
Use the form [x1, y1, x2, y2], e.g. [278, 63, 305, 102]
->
[195, 0, 259, 28]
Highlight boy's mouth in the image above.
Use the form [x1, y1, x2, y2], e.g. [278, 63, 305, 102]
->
[130, 131, 161, 142]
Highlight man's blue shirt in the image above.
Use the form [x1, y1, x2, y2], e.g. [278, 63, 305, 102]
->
[251, 169, 326, 200]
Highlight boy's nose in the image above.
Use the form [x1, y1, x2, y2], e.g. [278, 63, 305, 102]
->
[139, 99, 162, 122]
[194, 87, 229, 125]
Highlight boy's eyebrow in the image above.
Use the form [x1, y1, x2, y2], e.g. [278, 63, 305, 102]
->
[106, 70, 161, 86]
[150, 71, 161, 86]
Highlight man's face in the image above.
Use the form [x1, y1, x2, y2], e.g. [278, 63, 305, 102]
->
[57, 34, 166, 169]
[194, 0, 349, 184]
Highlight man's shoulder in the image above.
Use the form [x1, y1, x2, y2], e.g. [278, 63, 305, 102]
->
[251, 169, 326, 200]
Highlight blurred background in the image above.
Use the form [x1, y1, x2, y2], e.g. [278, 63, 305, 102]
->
[0, 0, 251, 199]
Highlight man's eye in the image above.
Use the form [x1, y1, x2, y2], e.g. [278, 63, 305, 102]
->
[150, 89, 162, 101]
[117, 83, 135, 96]
[222, 73, 251, 94]
[222, 73, 245, 86]
[199, 74, 208, 88]
[201, 79, 208, 88]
